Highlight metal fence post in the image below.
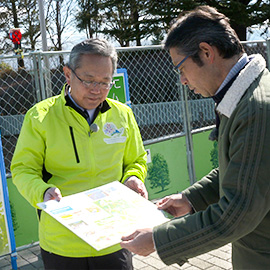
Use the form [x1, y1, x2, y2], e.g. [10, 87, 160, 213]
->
[178, 80, 197, 185]
[266, 38, 270, 69]
[38, 0, 52, 98]
[36, 52, 47, 100]
[31, 52, 42, 102]
[42, 52, 53, 98]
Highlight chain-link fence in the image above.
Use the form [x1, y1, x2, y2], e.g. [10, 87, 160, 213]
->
[1, 40, 269, 176]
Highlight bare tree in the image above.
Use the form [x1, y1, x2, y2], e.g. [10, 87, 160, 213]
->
[20, 0, 40, 51]
[0, 0, 40, 53]
[0, 0, 25, 67]
[45, 0, 77, 51]
[0, 6, 11, 53]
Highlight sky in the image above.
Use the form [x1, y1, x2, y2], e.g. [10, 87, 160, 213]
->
[3, 23, 269, 54]
[60, 26, 269, 51]
[246, 23, 270, 41]
[2, 3, 269, 54]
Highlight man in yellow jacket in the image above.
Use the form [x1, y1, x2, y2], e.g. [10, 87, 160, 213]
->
[11, 38, 147, 270]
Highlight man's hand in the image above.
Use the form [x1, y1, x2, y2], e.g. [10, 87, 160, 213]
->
[43, 187, 62, 202]
[124, 176, 148, 199]
[156, 193, 192, 217]
[121, 228, 155, 256]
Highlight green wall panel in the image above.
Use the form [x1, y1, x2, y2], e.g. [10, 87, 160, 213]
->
[193, 130, 217, 181]
[7, 178, 38, 247]
[144, 137, 190, 201]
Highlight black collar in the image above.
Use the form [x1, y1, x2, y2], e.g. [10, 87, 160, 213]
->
[64, 84, 111, 121]
[212, 72, 239, 105]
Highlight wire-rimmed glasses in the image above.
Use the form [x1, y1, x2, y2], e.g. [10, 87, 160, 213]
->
[173, 55, 190, 75]
[70, 68, 114, 90]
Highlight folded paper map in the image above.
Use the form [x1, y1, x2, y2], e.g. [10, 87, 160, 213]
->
[37, 181, 169, 251]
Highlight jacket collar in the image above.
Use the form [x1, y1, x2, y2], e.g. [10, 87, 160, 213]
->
[62, 84, 111, 115]
[216, 54, 266, 118]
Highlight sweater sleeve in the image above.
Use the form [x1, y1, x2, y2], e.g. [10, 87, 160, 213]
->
[182, 168, 219, 212]
[153, 81, 270, 266]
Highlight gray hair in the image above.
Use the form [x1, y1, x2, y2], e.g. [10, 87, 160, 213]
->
[165, 5, 244, 66]
[67, 39, 118, 74]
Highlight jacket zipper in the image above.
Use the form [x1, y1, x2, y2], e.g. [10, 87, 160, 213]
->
[69, 126, 80, 163]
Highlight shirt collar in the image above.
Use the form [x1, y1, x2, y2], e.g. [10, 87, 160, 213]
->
[67, 88, 85, 112]
[64, 85, 111, 114]
[215, 53, 249, 95]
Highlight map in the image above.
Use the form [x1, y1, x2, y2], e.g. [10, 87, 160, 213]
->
[37, 181, 169, 251]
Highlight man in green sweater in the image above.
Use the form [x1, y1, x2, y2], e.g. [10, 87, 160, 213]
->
[121, 5, 270, 269]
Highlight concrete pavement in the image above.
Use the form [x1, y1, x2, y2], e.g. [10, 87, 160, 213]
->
[0, 243, 232, 270]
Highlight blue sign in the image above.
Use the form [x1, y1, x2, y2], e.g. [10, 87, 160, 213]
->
[108, 68, 131, 107]
[0, 133, 17, 269]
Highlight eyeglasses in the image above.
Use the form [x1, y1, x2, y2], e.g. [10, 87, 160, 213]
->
[173, 55, 190, 75]
[70, 68, 114, 90]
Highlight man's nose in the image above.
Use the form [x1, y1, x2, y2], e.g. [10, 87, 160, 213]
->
[180, 75, 188, 85]
[89, 84, 101, 93]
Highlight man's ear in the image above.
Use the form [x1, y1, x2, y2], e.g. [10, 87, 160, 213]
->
[63, 66, 71, 85]
[199, 42, 215, 63]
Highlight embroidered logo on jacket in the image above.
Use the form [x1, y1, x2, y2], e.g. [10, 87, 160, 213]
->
[103, 122, 126, 144]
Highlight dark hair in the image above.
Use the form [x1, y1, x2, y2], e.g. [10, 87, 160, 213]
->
[68, 39, 118, 74]
[165, 5, 244, 66]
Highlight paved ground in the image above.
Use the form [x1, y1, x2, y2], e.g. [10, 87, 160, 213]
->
[0, 243, 232, 270]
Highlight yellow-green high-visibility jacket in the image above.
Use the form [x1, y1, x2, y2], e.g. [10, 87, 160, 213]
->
[11, 85, 147, 257]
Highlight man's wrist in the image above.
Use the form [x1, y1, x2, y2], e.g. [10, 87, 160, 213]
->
[152, 230, 157, 251]
[123, 175, 138, 183]
[181, 192, 195, 214]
